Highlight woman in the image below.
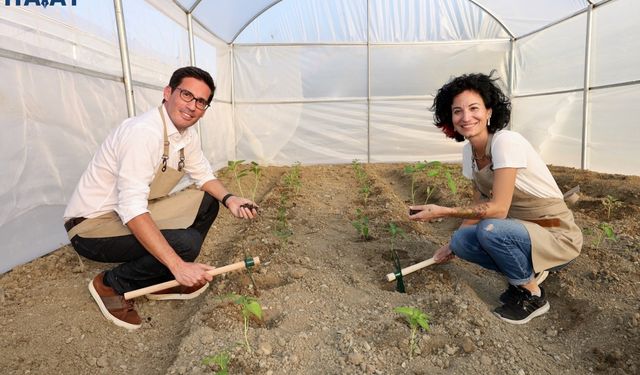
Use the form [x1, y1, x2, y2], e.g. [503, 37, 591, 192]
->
[409, 73, 582, 324]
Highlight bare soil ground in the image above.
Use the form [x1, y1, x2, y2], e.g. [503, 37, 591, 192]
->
[1, 163, 639, 375]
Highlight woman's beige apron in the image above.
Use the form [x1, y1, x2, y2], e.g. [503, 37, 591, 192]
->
[67, 106, 204, 239]
[472, 135, 582, 272]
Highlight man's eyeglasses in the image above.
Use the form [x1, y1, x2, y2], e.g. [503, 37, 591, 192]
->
[175, 87, 210, 110]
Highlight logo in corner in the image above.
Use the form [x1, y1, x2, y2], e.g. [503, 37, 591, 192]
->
[4, 0, 77, 7]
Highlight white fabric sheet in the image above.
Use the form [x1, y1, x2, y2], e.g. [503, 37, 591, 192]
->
[370, 99, 463, 163]
[588, 85, 640, 175]
[511, 93, 584, 170]
[0, 58, 128, 273]
[590, 0, 640, 87]
[371, 41, 509, 97]
[513, 13, 587, 95]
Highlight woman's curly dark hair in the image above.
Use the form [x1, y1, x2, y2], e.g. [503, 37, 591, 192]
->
[431, 72, 511, 142]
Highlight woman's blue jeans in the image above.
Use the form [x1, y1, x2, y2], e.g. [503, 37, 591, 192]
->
[449, 219, 535, 285]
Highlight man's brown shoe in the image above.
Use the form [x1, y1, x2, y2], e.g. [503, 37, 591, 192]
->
[146, 282, 209, 300]
[88, 272, 141, 330]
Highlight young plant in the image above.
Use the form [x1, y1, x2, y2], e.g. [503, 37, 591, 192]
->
[275, 193, 292, 239]
[229, 294, 263, 352]
[283, 162, 302, 194]
[202, 351, 230, 375]
[422, 161, 457, 204]
[423, 186, 436, 205]
[249, 161, 262, 202]
[352, 159, 368, 185]
[359, 184, 372, 206]
[602, 195, 622, 220]
[227, 160, 248, 197]
[593, 222, 617, 249]
[388, 222, 406, 256]
[352, 159, 372, 205]
[403, 162, 427, 204]
[394, 306, 431, 359]
[388, 222, 408, 291]
[444, 169, 458, 195]
[352, 208, 371, 240]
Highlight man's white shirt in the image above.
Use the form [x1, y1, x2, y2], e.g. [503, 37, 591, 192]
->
[64, 105, 216, 224]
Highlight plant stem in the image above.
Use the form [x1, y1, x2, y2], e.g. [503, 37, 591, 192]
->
[411, 177, 416, 205]
[235, 170, 245, 197]
[244, 315, 252, 352]
[409, 327, 416, 359]
[252, 177, 259, 202]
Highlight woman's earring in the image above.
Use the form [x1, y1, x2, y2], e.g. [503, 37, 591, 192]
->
[487, 117, 491, 127]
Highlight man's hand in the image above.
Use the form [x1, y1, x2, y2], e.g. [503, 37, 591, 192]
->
[170, 261, 215, 287]
[226, 196, 259, 219]
[433, 243, 456, 264]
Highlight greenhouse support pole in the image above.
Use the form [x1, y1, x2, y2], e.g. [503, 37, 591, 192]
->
[581, 5, 593, 170]
[113, 0, 135, 117]
[187, 13, 196, 65]
[186, 12, 203, 142]
[507, 39, 515, 130]
[508, 40, 515, 94]
[366, 0, 371, 163]
[231, 44, 237, 160]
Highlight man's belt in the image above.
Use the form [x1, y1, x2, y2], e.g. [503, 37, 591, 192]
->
[64, 217, 87, 232]
[525, 218, 561, 228]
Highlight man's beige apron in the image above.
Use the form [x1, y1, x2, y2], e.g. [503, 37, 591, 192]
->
[67, 106, 204, 239]
[472, 135, 582, 272]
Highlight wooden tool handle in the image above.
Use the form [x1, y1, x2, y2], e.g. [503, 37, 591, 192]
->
[386, 257, 436, 282]
[124, 257, 260, 300]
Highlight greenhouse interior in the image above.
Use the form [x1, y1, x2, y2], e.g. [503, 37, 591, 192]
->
[1, 0, 638, 274]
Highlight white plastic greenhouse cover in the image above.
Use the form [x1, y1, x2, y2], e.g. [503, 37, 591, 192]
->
[0, 0, 638, 273]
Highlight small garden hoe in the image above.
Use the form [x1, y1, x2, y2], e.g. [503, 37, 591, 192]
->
[391, 251, 406, 293]
[124, 257, 261, 300]
[386, 257, 436, 283]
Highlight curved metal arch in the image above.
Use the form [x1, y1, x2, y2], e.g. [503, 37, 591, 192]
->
[231, 0, 284, 44]
[172, 0, 228, 44]
[189, 0, 204, 13]
[178, 0, 612, 46]
[466, 0, 515, 39]
[232, 0, 515, 43]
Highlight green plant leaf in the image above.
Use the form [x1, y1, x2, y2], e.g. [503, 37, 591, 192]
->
[394, 306, 430, 331]
[445, 170, 458, 194]
[600, 223, 617, 240]
[245, 300, 263, 319]
[202, 352, 230, 375]
[388, 222, 405, 238]
[228, 160, 245, 168]
[426, 169, 440, 177]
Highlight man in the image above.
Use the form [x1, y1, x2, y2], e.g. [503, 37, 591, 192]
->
[64, 66, 258, 330]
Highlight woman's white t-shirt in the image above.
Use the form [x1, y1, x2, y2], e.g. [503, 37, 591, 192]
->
[461, 130, 563, 199]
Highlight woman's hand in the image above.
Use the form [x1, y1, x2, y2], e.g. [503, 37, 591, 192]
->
[433, 243, 455, 264]
[226, 196, 259, 219]
[408, 204, 448, 222]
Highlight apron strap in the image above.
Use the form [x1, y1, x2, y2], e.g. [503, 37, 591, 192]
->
[158, 105, 185, 172]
